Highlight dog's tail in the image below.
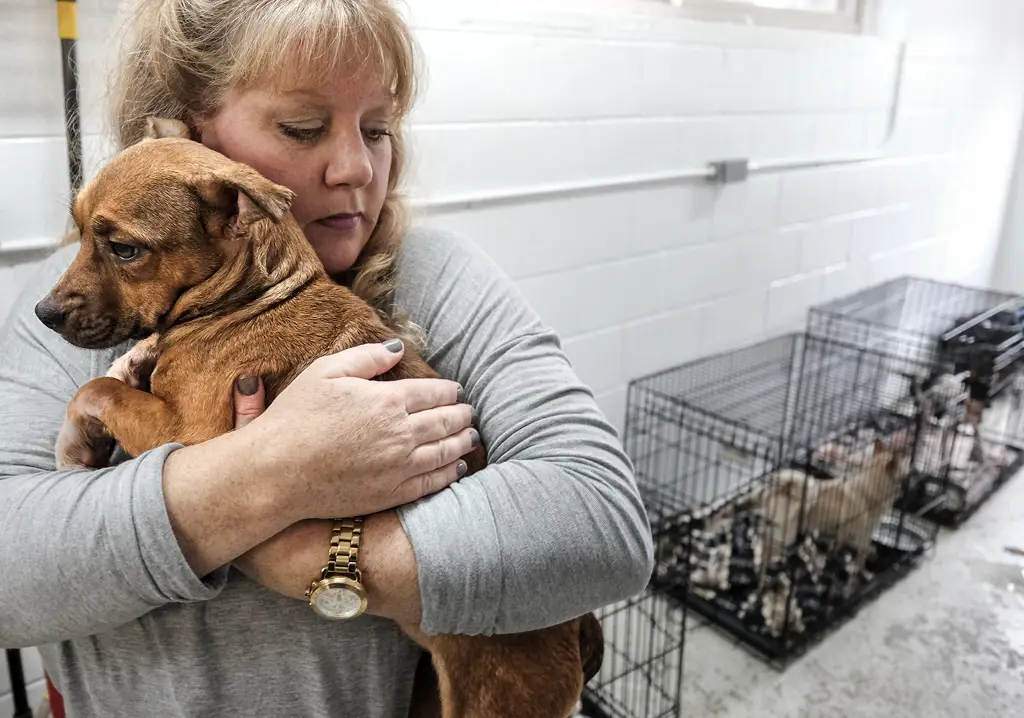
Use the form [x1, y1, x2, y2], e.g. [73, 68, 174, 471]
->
[579, 613, 604, 685]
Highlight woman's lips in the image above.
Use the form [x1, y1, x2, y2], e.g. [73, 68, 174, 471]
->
[315, 213, 362, 232]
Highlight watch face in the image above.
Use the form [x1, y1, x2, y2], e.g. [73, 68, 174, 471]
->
[313, 581, 366, 620]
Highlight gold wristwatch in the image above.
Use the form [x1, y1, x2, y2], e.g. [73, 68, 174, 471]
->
[305, 517, 368, 620]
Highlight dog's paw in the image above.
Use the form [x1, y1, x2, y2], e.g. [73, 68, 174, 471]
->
[55, 414, 114, 469]
[55, 381, 117, 469]
[107, 335, 158, 388]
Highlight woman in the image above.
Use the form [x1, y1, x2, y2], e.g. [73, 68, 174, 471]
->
[0, 0, 654, 715]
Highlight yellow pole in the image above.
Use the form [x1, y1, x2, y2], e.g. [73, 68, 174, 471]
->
[57, 0, 83, 192]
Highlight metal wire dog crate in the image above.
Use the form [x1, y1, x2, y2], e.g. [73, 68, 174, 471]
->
[625, 333, 940, 664]
[579, 573, 687, 718]
[808, 276, 1024, 526]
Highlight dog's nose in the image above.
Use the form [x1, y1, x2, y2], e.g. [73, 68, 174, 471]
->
[34, 297, 69, 331]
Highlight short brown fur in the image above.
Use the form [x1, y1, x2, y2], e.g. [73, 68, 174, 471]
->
[41, 122, 602, 718]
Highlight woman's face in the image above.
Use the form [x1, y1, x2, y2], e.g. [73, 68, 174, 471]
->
[197, 68, 394, 275]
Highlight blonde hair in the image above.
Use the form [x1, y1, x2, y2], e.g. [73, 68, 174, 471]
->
[107, 0, 421, 342]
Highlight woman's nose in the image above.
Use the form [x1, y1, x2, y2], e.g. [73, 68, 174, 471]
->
[324, 130, 373, 189]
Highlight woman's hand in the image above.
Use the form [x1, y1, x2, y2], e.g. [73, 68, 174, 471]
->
[231, 340, 455, 617]
[241, 339, 478, 523]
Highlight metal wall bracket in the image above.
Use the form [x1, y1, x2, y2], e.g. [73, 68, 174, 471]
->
[708, 159, 750, 184]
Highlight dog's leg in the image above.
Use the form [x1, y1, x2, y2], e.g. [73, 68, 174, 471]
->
[408, 652, 443, 718]
[405, 621, 588, 718]
[56, 338, 165, 468]
[106, 334, 159, 389]
[59, 378, 184, 465]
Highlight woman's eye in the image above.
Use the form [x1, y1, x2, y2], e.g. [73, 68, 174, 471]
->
[363, 127, 393, 145]
[109, 242, 140, 261]
[279, 123, 325, 143]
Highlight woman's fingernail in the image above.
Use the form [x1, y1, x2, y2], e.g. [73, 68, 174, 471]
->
[470, 429, 481, 448]
[383, 338, 403, 353]
[235, 376, 259, 396]
[456, 460, 468, 478]
[456, 386, 466, 404]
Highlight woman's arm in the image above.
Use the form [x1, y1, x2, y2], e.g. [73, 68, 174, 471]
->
[230, 509, 425, 626]
[395, 229, 655, 636]
[0, 248, 252, 647]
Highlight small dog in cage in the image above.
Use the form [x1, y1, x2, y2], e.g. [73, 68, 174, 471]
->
[760, 437, 910, 572]
[806, 437, 910, 571]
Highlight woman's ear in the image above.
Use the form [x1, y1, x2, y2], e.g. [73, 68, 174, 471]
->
[142, 117, 191, 141]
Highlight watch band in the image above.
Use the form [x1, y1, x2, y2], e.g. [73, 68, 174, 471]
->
[325, 516, 363, 581]
[305, 517, 365, 601]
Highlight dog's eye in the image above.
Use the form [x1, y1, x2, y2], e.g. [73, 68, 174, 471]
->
[109, 242, 140, 261]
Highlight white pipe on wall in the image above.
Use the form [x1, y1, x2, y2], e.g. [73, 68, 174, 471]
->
[408, 151, 887, 215]
[748, 152, 886, 175]
[409, 167, 717, 214]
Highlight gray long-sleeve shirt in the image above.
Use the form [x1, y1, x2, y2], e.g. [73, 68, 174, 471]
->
[0, 227, 654, 716]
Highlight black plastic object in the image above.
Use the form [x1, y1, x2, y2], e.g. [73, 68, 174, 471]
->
[6, 649, 33, 718]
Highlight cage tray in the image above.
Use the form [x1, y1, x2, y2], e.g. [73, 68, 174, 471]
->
[906, 445, 1024, 526]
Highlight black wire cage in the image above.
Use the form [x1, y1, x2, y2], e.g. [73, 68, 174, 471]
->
[624, 333, 940, 664]
[807, 276, 1024, 526]
[579, 572, 687, 718]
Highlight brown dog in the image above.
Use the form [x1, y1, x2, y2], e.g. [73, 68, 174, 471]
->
[35, 117, 602, 718]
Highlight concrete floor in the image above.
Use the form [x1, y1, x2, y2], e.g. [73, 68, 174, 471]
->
[681, 472, 1024, 717]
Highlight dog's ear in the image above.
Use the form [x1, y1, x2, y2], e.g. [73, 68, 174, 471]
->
[194, 164, 296, 234]
[142, 117, 191, 141]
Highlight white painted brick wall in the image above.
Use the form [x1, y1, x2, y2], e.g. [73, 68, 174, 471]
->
[708, 176, 781, 240]
[994, 125, 1024, 293]
[5, 0, 1024, 708]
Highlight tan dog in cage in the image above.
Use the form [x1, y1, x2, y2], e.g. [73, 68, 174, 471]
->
[758, 436, 910, 572]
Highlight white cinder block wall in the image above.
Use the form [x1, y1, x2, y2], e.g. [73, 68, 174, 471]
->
[993, 115, 1024, 293]
[3, 0, 1024, 711]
